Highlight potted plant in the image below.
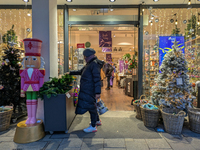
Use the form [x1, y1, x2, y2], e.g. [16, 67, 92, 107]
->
[128, 55, 137, 75]
[38, 74, 75, 134]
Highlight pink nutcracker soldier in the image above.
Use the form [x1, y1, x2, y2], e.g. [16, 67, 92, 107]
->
[20, 38, 45, 125]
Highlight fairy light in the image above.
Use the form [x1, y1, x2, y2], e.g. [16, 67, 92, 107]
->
[0, 10, 2, 44]
[18, 9, 22, 36]
[175, 19, 178, 25]
[188, 0, 191, 5]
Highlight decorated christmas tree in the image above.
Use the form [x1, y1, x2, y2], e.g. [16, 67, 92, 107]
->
[0, 43, 25, 113]
[151, 41, 195, 110]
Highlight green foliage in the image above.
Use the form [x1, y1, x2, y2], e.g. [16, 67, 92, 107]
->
[172, 25, 180, 35]
[38, 74, 74, 99]
[185, 15, 197, 40]
[2, 25, 18, 44]
[0, 45, 25, 112]
[128, 55, 137, 69]
[122, 53, 131, 60]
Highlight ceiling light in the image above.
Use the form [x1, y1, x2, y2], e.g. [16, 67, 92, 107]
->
[27, 13, 31, 16]
[109, 0, 116, 2]
[110, 9, 114, 11]
[142, 9, 144, 12]
[153, 0, 159, 2]
[150, 21, 153, 26]
[23, 0, 29, 2]
[188, 0, 191, 5]
[66, 0, 72, 2]
[175, 19, 178, 25]
[73, 9, 76, 11]
[198, 20, 200, 25]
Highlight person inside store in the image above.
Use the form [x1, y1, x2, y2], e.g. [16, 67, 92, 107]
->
[104, 62, 114, 90]
[100, 66, 106, 87]
[66, 48, 105, 133]
[110, 63, 115, 88]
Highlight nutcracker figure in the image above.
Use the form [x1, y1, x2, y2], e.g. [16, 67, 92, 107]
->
[20, 38, 45, 125]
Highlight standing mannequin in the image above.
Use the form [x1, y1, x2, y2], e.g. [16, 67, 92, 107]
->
[20, 38, 45, 124]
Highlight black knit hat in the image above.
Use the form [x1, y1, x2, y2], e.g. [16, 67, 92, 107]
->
[83, 48, 96, 57]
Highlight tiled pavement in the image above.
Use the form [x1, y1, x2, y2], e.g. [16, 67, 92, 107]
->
[0, 112, 200, 150]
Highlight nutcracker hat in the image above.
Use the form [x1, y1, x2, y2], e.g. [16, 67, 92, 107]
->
[23, 38, 42, 56]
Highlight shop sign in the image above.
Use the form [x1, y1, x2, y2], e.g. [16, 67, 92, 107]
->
[159, 36, 185, 68]
[102, 47, 112, 52]
[99, 31, 112, 47]
[106, 54, 112, 62]
[77, 43, 85, 48]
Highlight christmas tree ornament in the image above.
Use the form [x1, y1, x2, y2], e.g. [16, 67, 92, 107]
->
[0, 85, 3, 90]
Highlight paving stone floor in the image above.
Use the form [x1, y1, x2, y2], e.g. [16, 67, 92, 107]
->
[0, 111, 200, 150]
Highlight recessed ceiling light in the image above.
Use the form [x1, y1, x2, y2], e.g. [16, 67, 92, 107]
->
[27, 13, 31, 16]
[110, 9, 114, 11]
[23, 0, 29, 2]
[109, 0, 116, 2]
[73, 9, 76, 11]
[66, 0, 72, 2]
[153, 0, 159, 2]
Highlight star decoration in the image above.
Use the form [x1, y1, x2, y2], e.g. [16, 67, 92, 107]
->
[8, 41, 17, 48]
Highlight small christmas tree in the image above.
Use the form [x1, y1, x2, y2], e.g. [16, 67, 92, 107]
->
[0, 43, 25, 113]
[151, 41, 195, 110]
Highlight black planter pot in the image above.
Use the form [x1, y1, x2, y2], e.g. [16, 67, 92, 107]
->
[44, 88, 76, 134]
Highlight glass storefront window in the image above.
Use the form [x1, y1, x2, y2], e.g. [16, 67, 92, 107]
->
[0, 9, 64, 76]
[69, 24, 138, 69]
[143, 8, 200, 106]
[69, 8, 138, 21]
[0, 9, 32, 55]
[57, 9, 64, 76]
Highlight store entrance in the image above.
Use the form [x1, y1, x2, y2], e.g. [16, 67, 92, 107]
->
[69, 25, 138, 111]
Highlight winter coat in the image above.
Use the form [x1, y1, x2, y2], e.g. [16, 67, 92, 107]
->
[70, 57, 104, 114]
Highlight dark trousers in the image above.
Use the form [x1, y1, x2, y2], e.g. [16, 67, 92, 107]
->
[107, 76, 111, 88]
[89, 109, 100, 127]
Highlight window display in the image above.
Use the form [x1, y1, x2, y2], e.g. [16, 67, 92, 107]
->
[143, 7, 200, 106]
[0, 9, 64, 76]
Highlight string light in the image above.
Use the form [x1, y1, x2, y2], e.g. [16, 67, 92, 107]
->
[175, 19, 178, 25]
[188, 0, 191, 5]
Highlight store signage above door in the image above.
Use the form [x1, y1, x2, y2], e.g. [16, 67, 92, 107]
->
[159, 36, 185, 68]
[77, 43, 85, 48]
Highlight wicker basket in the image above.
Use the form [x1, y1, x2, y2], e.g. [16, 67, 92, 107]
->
[140, 106, 160, 128]
[188, 108, 200, 134]
[161, 108, 185, 135]
[0, 109, 13, 132]
[133, 95, 148, 120]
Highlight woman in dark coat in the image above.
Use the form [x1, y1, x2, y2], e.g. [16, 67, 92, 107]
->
[69, 48, 104, 133]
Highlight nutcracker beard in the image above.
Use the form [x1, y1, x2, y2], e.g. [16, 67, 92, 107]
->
[26, 92, 38, 124]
